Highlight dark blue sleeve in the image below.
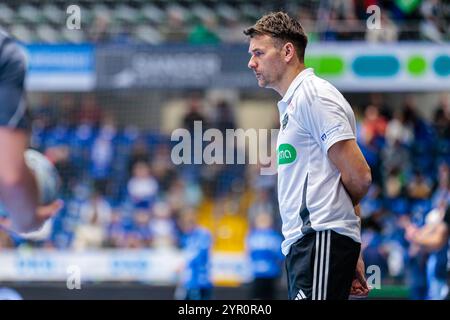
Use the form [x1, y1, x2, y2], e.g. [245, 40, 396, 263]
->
[0, 37, 30, 130]
[444, 207, 450, 228]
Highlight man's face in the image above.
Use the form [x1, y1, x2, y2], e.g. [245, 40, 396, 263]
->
[248, 34, 286, 90]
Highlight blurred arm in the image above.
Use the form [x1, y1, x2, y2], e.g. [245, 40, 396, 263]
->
[411, 223, 448, 252]
[0, 127, 41, 232]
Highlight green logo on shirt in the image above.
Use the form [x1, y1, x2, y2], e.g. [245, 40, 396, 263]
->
[277, 144, 297, 165]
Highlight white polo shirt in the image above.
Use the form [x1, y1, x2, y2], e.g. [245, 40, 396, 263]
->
[276, 68, 361, 256]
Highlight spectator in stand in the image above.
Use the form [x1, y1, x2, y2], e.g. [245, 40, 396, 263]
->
[403, 96, 435, 175]
[385, 109, 414, 147]
[128, 138, 151, 174]
[159, 6, 188, 43]
[88, 13, 111, 43]
[105, 210, 126, 248]
[181, 94, 208, 183]
[151, 144, 178, 193]
[391, 0, 422, 40]
[188, 16, 221, 45]
[296, 6, 319, 43]
[90, 114, 117, 196]
[431, 163, 449, 209]
[78, 94, 103, 127]
[407, 170, 433, 203]
[166, 178, 202, 214]
[420, 0, 446, 43]
[361, 104, 388, 144]
[69, 95, 99, 178]
[218, 15, 246, 43]
[381, 140, 411, 187]
[149, 201, 177, 249]
[46, 145, 76, 197]
[360, 184, 383, 220]
[369, 93, 392, 121]
[384, 166, 410, 219]
[31, 94, 57, 135]
[405, 205, 450, 299]
[433, 93, 450, 141]
[248, 188, 278, 230]
[403, 96, 434, 144]
[366, 10, 399, 42]
[323, 0, 363, 40]
[361, 216, 389, 282]
[182, 94, 208, 133]
[127, 161, 159, 209]
[131, 208, 152, 247]
[72, 188, 112, 250]
[382, 110, 413, 185]
[211, 100, 236, 135]
[360, 104, 387, 184]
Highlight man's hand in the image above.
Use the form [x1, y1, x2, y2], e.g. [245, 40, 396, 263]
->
[4, 199, 64, 234]
[354, 204, 361, 218]
[328, 139, 372, 206]
[13, 199, 64, 240]
[35, 199, 64, 228]
[350, 254, 370, 298]
[405, 224, 419, 243]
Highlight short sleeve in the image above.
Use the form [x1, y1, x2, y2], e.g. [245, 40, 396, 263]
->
[301, 95, 355, 154]
[0, 39, 29, 130]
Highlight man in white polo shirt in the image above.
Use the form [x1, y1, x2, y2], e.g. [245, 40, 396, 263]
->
[244, 12, 372, 300]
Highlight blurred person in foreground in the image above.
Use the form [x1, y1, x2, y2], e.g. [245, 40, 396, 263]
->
[405, 203, 450, 300]
[0, 286, 22, 300]
[0, 29, 61, 233]
[244, 12, 371, 300]
[246, 212, 284, 300]
[174, 208, 213, 300]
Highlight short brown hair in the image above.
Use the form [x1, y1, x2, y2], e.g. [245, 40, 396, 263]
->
[243, 12, 308, 61]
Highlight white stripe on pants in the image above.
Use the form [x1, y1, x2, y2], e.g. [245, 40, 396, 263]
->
[312, 230, 331, 300]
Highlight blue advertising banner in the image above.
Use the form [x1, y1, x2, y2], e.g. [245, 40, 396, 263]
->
[23, 44, 95, 91]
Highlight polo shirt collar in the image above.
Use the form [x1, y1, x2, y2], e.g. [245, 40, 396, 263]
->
[277, 68, 314, 115]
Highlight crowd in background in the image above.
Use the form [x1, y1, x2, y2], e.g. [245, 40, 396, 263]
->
[0, 90, 448, 297]
[356, 93, 450, 298]
[2, 0, 449, 45]
[0, 0, 449, 301]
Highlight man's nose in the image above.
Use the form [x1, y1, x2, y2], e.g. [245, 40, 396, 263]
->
[248, 56, 256, 69]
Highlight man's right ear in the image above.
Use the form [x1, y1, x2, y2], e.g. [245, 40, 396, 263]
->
[283, 42, 296, 62]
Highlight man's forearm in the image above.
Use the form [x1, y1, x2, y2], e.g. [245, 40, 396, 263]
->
[413, 225, 448, 252]
[341, 177, 371, 206]
[0, 167, 41, 232]
[0, 129, 43, 233]
[327, 139, 372, 206]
